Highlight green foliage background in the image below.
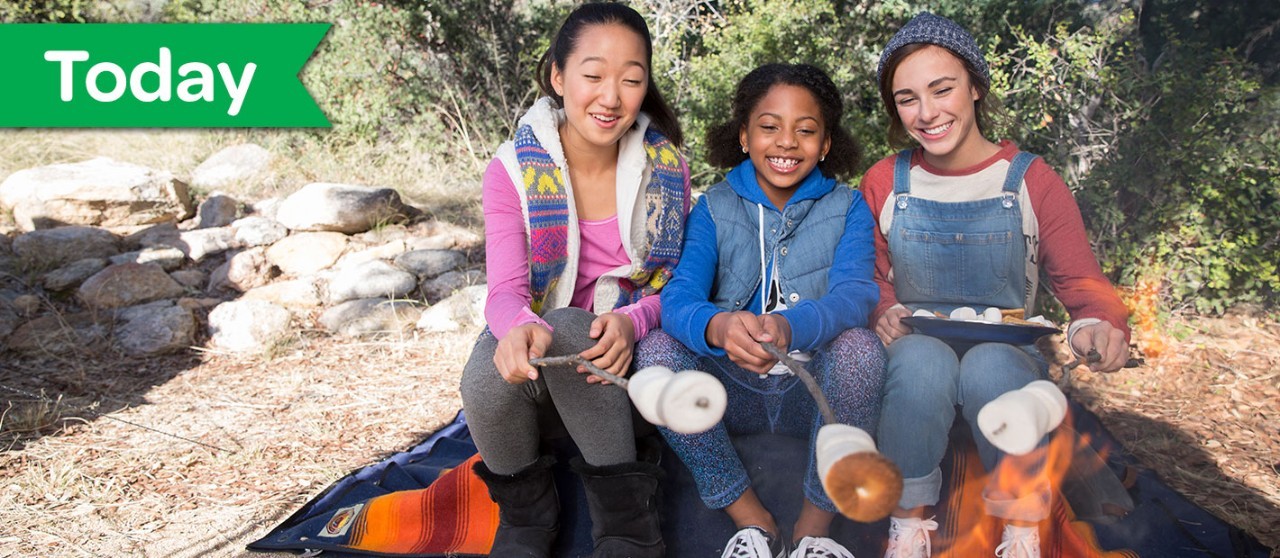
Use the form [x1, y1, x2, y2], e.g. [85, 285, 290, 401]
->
[3, 0, 1277, 315]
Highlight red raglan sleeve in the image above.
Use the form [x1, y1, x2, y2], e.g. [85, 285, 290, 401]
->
[859, 156, 902, 326]
[1024, 159, 1131, 340]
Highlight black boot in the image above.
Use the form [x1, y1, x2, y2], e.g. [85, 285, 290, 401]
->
[571, 440, 666, 558]
[472, 456, 559, 558]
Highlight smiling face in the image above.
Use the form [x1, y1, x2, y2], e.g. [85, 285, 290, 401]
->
[890, 45, 991, 169]
[550, 23, 648, 157]
[739, 84, 831, 209]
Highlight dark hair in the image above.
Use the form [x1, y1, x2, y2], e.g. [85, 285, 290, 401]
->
[705, 63, 861, 179]
[878, 42, 1002, 148]
[536, 2, 683, 147]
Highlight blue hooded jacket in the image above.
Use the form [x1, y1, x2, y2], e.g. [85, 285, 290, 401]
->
[660, 159, 878, 356]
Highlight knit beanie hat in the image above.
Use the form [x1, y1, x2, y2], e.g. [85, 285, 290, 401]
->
[877, 12, 989, 88]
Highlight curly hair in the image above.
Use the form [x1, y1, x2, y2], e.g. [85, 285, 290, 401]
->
[535, 2, 683, 147]
[706, 63, 861, 178]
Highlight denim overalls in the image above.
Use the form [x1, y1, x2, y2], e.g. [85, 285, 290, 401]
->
[877, 149, 1054, 522]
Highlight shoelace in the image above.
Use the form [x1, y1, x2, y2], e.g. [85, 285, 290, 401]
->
[886, 517, 938, 558]
[993, 527, 1039, 558]
[791, 536, 853, 558]
[722, 527, 777, 558]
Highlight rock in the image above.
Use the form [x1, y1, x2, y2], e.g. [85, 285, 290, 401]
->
[109, 246, 186, 270]
[177, 297, 222, 311]
[0, 303, 17, 343]
[334, 240, 408, 269]
[354, 224, 409, 245]
[420, 269, 485, 304]
[209, 247, 277, 292]
[0, 157, 193, 231]
[265, 231, 348, 276]
[177, 227, 238, 262]
[189, 144, 273, 190]
[416, 285, 487, 333]
[251, 197, 282, 221]
[192, 193, 240, 229]
[275, 183, 419, 234]
[169, 269, 207, 288]
[208, 300, 293, 353]
[6, 312, 109, 354]
[0, 234, 11, 255]
[114, 300, 197, 355]
[394, 249, 466, 280]
[42, 257, 109, 291]
[128, 222, 180, 249]
[320, 298, 423, 337]
[78, 263, 186, 309]
[12, 294, 41, 316]
[231, 216, 287, 247]
[406, 220, 483, 250]
[12, 226, 120, 267]
[242, 279, 323, 308]
[327, 260, 417, 304]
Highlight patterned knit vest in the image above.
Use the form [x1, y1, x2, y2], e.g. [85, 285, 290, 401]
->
[515, 124, 685, 314]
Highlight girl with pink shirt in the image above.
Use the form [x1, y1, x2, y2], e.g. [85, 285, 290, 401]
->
[458, 4, 689, 557]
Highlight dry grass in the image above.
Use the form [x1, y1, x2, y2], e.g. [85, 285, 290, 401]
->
[0, 329, 478, 558]
[1067, 312, 1280, 553]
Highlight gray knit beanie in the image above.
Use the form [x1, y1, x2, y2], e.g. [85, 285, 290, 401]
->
[877, 12, 989, 88]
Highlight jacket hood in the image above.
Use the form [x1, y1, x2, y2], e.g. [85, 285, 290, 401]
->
[726, 159, 838, 210]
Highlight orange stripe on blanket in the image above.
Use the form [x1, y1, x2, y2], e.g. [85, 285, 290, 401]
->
[344, 453, 499, 555]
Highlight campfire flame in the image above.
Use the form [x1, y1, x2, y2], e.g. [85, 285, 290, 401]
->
[929, 410, 1118, 556]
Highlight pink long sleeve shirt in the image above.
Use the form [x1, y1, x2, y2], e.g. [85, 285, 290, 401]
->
[481, 158, 684, 340]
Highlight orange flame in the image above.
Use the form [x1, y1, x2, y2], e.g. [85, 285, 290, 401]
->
[1121, 271, 1168, 359]
[929, 412, 1126, 557]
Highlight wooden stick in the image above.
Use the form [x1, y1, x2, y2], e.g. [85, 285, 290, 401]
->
[528, 355, 630, 388]
[760, 343, 838, 426]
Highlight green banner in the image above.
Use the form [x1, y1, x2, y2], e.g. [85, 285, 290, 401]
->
[0, 23, 331, 128]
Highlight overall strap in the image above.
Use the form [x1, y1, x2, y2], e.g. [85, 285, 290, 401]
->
[892, 149, 915, 195]
[1001, 151, 1040, 194]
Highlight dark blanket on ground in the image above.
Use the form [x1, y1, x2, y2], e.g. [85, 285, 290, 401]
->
[249, 401, 1272, 557]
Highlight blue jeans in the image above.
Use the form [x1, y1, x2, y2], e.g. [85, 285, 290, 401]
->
[635, 328, 886, 513]
[877, 334, 1053, 522]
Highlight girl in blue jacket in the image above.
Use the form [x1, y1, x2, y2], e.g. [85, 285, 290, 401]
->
[636, 64, 886, 558]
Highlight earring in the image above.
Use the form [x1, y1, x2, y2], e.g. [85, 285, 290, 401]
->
[820, 155, 826, 162]
[741, 146, 748, 154]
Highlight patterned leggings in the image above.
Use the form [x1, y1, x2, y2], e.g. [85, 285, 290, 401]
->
[634, 328, 886, 512]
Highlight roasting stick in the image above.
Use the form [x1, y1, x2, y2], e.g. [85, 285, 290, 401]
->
[758, 342, 903, 523]
[529, 354, 727, 435]
[760, 343, 837, 425]
[530, 354, 631, 388]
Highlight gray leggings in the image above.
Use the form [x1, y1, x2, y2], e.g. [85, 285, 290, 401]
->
[460, 307, 636, 474]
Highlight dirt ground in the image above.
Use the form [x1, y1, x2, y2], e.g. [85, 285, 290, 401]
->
[0, 311, 1277, 557]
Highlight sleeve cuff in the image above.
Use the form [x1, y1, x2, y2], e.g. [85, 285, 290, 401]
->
[512, 307, 553, 333]
[1065, 318, 1102, 357]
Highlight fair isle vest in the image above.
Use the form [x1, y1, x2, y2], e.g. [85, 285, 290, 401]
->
[515, 124, 686, 314]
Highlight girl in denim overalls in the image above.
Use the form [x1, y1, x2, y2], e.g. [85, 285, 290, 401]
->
[861, 13, 1133, 558]
[637, 64, 886, 558]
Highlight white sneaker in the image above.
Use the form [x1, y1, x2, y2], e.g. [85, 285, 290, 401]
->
[722, 526, 787, 558]
[883, 516, 938, 558]
[790, 536, 854, 558]
[994, 524, 1040, 558]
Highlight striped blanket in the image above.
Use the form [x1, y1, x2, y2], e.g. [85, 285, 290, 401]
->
[248, 403, 1271, 557]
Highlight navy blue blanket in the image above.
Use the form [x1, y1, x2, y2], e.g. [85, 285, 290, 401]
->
[249, 401, 1272, 557]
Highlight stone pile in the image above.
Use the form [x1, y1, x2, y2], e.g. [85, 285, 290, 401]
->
[0, 145, 488, 357]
